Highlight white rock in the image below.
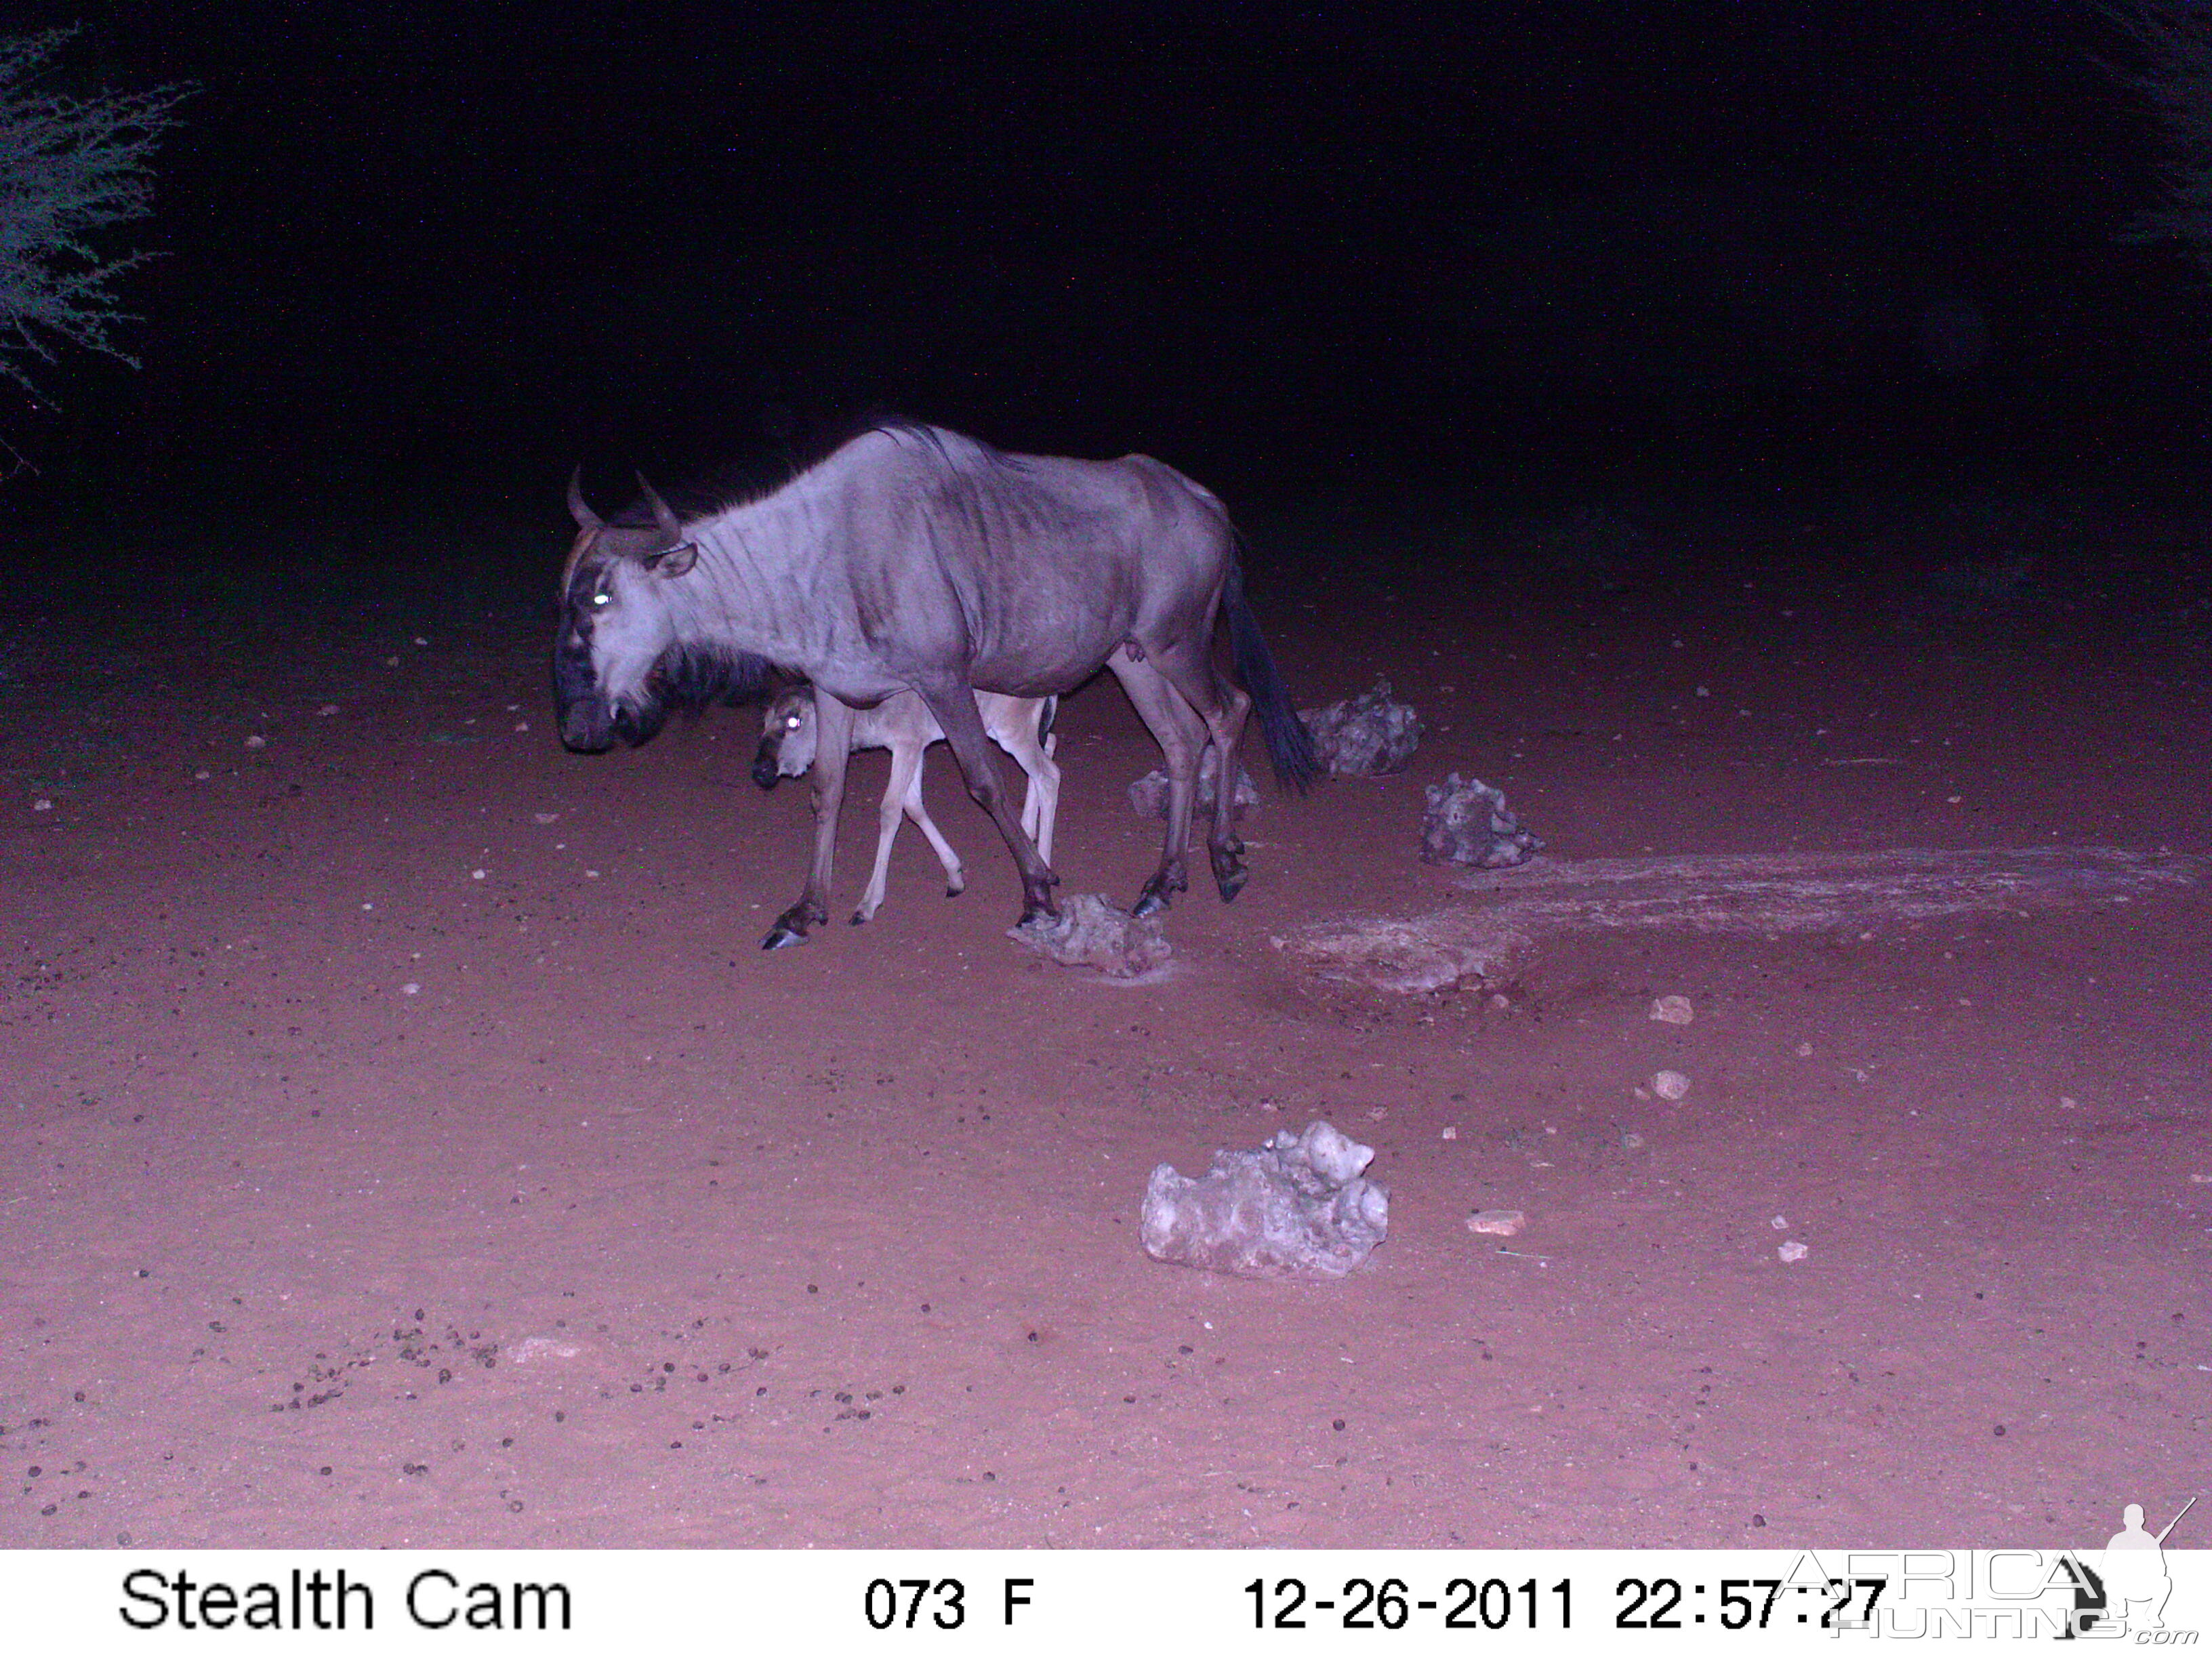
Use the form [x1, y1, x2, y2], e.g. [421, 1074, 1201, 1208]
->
[1141, 1120, 1388, 1278]
[244, 735, 266, 750]
[32, 798, 52, 813]
[1650, 994, 1694, 1025]
[1653, 1069, 1691, 1101]
[1466, 1208, 1526, 1237]
[506, 1336, 582, 1364]
[1778, 1240, 1809, 1263]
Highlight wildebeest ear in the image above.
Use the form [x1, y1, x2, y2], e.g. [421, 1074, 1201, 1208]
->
[645, 541, 699, 577]
[566, 467, 602, 531]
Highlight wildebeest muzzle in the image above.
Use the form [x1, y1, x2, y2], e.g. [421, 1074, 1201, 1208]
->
[751, 731, 785, 790]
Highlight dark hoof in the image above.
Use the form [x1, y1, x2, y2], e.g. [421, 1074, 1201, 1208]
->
[1017, 897, 1061, 927]
[1213, 863, 1249, 903]
[761, 923, 808, 949]
[1131, 886, 1172, 919]
[848, 912, 870, 926]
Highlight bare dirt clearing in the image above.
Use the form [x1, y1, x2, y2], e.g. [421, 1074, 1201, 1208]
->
[3, 527, 2207, 1548]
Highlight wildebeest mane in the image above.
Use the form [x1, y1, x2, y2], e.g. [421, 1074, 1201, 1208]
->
[603, 413, 1025, 530]
[650, 639, 775, 714]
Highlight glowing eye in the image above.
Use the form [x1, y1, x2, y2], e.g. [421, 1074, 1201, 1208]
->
[592, 592, 611, 607]
[785, 716, 802, 729]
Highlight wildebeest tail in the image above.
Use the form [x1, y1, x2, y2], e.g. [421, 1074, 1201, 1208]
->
[1223, 560, 1319, 792]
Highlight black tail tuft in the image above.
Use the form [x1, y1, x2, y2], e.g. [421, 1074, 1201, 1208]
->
[1223, 560, 1319, 793]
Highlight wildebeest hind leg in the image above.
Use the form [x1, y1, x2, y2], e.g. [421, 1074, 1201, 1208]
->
[912, 678, 1059, 923]
[1108, 653, 1207, 916]
[1148, 638, 1255, 902]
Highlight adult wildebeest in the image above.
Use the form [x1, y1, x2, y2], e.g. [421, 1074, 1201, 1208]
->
[752, 685, 1061, 923]
[554, 420, 1317, 949]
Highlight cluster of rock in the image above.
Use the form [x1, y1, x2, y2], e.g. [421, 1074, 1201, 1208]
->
[1298, 678, 1425, 776]
[1139, 1121, 1389, 1279]
[1010, 893, 1170, 979]
[1126, 747, 1261, 821]
[1419, 774, 1544, 870]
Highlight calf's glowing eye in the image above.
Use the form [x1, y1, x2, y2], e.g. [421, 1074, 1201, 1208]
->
[785, 716, 802, 729]
[592, 592, 611, 607]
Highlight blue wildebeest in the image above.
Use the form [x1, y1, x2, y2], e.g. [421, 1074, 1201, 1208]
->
[752, 685, 1061, 924]
[554, 420, 1317, 949]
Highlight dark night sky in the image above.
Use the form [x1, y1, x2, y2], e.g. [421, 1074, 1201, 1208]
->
[12, 1, 2207, 528]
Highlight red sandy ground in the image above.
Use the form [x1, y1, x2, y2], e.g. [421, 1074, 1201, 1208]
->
[2, 541, 2207, 1549]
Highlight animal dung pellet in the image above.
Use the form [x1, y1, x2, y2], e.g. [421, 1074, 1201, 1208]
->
[1777, 1240, 1809, 1264]
[1650, 994, 1694, 1024]
[1010, 893, 1170, 978]
[1127, 746, 1261, 821]
[1652, 1069, 1691, 1101]
[1420, 775, 1544, 869]
[1465, 1208, 1525, 1237]
[1299, 678, 1425, 775]
[1140, 1120, 1389, 1279]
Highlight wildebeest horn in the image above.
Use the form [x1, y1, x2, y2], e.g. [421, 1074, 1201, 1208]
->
[636, 472, 682, 541]
[566, 467, 602, 531]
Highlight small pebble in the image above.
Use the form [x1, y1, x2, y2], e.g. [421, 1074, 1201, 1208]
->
[1440, 1125, 1458, 1141]
[1778, 1240, 1809, 1263]
[1650, 994, 1694, 1025]
[33, 798, 52, 812]
[1652, 1069, 1691, 1101]
[401, 983, 421, 996]
[1466, 1209, 1526, 1237]
[317, 704, 339, 716]
[1795, 1041, 1814, 1057]
[1771, 1214, 1789, 1229]
[245, 735, 266, 750]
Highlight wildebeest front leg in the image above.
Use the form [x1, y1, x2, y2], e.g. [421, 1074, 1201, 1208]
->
[764, 691, 856, 949]
[914, 680, 1059, 923]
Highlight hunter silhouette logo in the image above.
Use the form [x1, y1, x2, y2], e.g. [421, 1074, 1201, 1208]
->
[2081, 1497, 2196, 1637]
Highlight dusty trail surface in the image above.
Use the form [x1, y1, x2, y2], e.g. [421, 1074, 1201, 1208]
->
[3, 525, 2207, 1548]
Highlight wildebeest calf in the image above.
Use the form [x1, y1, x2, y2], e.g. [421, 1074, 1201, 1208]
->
[752, 687, 1059, 924]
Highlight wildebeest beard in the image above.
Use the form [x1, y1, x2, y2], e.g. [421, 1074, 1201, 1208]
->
[558, 638, 773, 753]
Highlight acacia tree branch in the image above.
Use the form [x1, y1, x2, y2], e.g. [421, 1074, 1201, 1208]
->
[0, 26, 190, 398]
